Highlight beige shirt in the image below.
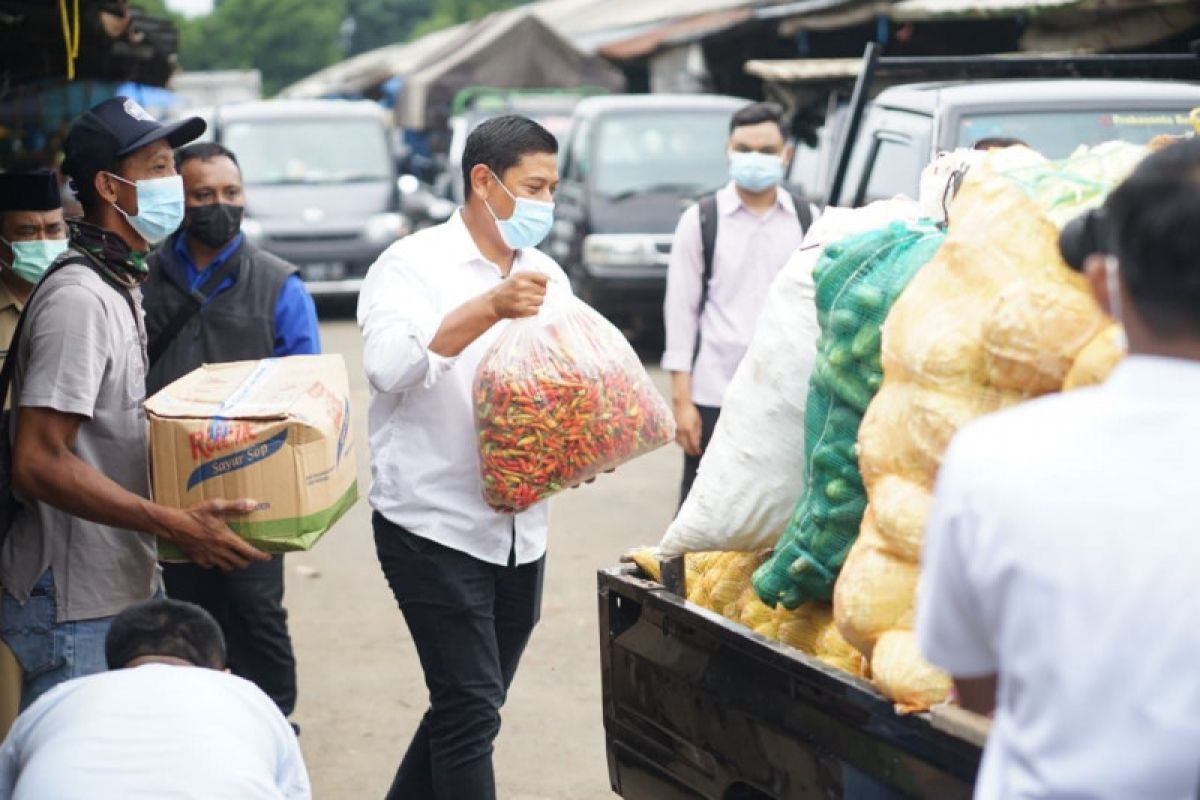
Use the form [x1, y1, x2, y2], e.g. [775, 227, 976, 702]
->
[0, 278, 24, 363]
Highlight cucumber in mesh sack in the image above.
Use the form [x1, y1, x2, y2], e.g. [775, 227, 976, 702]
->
[754, 221, 945, 609]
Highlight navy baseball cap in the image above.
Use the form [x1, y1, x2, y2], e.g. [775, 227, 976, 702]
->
[61, 96, 206, 190]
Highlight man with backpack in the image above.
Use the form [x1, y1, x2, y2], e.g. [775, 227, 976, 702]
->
[662, 101, 815, 503]
[0, 97, 268, 709]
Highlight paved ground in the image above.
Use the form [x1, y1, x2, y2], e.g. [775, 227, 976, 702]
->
[289, 317, 679, 799]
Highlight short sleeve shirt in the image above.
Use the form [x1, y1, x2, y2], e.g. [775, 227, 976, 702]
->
[0, 252, 159, 621]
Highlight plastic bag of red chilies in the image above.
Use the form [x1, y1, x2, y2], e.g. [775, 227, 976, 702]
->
[474, 283, 675, 513]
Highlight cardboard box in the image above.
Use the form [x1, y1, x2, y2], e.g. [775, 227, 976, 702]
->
[146, 355, 358, 560]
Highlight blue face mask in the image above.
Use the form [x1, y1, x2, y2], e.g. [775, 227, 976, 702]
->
[107, 173, 185, 245]
[484, 170, 555, 250]
[0, 237, 68, 284]
[729, 151, 784, 193]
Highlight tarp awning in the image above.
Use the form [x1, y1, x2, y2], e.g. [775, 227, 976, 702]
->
[279, 24, 468, 99]
[395, 10, 626, 130]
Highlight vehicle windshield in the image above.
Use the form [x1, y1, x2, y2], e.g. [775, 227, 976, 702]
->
[592, 111, 732, 198]
[957, 109, 1195, 158]
[223, 118, 392, 185]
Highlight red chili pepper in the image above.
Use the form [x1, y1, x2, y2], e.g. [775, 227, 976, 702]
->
[474, 306, 674, 512]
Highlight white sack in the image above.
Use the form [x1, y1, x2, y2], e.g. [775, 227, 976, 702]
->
[659, 200, 920, 555]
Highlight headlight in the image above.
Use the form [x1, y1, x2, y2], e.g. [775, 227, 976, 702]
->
[583, 234, 661, 268]
[366, 212, 406, 243]
[241, 217, 264, 244]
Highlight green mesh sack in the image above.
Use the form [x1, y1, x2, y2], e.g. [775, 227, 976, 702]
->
[754, 221, 945, 609]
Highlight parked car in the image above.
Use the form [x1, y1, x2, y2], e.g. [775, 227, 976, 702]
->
[545, 94, 749, 332]
[198, 99, 408, 298]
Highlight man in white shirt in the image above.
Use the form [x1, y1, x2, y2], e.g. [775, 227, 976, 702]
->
[358, 115, 569, 800]
[0, 598, 309, 799]
[662, 101, 812, 503]
[917, 139, 1200, 799]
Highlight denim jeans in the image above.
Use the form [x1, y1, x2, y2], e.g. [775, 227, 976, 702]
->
[0, 571, 114, 710]
[373, 512, 544, 800]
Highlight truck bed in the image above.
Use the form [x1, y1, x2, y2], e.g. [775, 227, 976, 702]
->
[598, 565, 983, 799]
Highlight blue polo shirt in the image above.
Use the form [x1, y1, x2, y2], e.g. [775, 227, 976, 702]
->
[173, 232, 321, 356]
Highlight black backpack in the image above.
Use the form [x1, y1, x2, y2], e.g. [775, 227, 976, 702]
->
[0, 253, 138, 542]
[691, 191, 814, 365]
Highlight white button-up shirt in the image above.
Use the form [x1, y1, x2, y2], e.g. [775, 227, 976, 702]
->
[918, 356, 1200, 799]
[662, 182, 810, 408]
[358, 211, 570, 566]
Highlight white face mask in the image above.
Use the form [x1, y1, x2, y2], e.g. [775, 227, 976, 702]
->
[1105, 255, 1128, 349]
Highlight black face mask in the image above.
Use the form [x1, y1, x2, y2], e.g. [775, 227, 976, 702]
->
[185, 203, 244, 248]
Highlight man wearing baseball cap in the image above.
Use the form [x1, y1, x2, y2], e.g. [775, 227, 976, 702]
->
[0, 97, 268, 708]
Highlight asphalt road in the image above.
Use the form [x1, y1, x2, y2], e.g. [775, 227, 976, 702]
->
[289, 316, 679, 799]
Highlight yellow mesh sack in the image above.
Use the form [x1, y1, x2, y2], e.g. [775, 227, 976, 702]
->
[833, 516, 918, 658]
[870, 630, 953, 714]
[836, 143, 1146, 711]
[1063, 322, 1126, 391]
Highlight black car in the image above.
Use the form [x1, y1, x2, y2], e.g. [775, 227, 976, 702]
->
[545, 94, 748, 332]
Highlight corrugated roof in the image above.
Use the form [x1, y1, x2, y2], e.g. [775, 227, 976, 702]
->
[597, 8, 754, 60]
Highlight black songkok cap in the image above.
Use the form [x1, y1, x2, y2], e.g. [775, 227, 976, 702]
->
[0, 171, 62, 213]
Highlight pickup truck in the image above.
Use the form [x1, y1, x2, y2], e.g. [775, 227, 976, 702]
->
[599, 563, 985, 799]
[600, 47, 1200, 800]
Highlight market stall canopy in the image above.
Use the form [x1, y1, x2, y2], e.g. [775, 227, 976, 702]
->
[395, 10, 626, 131]
[281, 0, 795, 101]
[889, 0, 1200, 51]
[760, 0, 1200, 43]
[279, 24, 468, 101]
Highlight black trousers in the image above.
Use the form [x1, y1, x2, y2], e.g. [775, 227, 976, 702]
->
[373, 512, 544, 800]
[162, 554, 297, 716]
[679, 404, 722, 506]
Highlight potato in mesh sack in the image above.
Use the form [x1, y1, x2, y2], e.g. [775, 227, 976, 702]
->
[834, 143, 1142, 713]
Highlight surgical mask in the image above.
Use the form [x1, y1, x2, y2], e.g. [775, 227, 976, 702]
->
[484, 170, 555, 250]
[729, 151, 784, 193]
[185, 203, 244, 249]
[0, 237, 68, 284]
[1105, 255, 1128, 349]
[107, 173, 185, 244]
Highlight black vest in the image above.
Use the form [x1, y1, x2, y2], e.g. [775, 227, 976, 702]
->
[143, 233, 297, 395]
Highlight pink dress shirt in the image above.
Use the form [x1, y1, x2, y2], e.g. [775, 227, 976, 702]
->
[662, 182, 810, 407]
